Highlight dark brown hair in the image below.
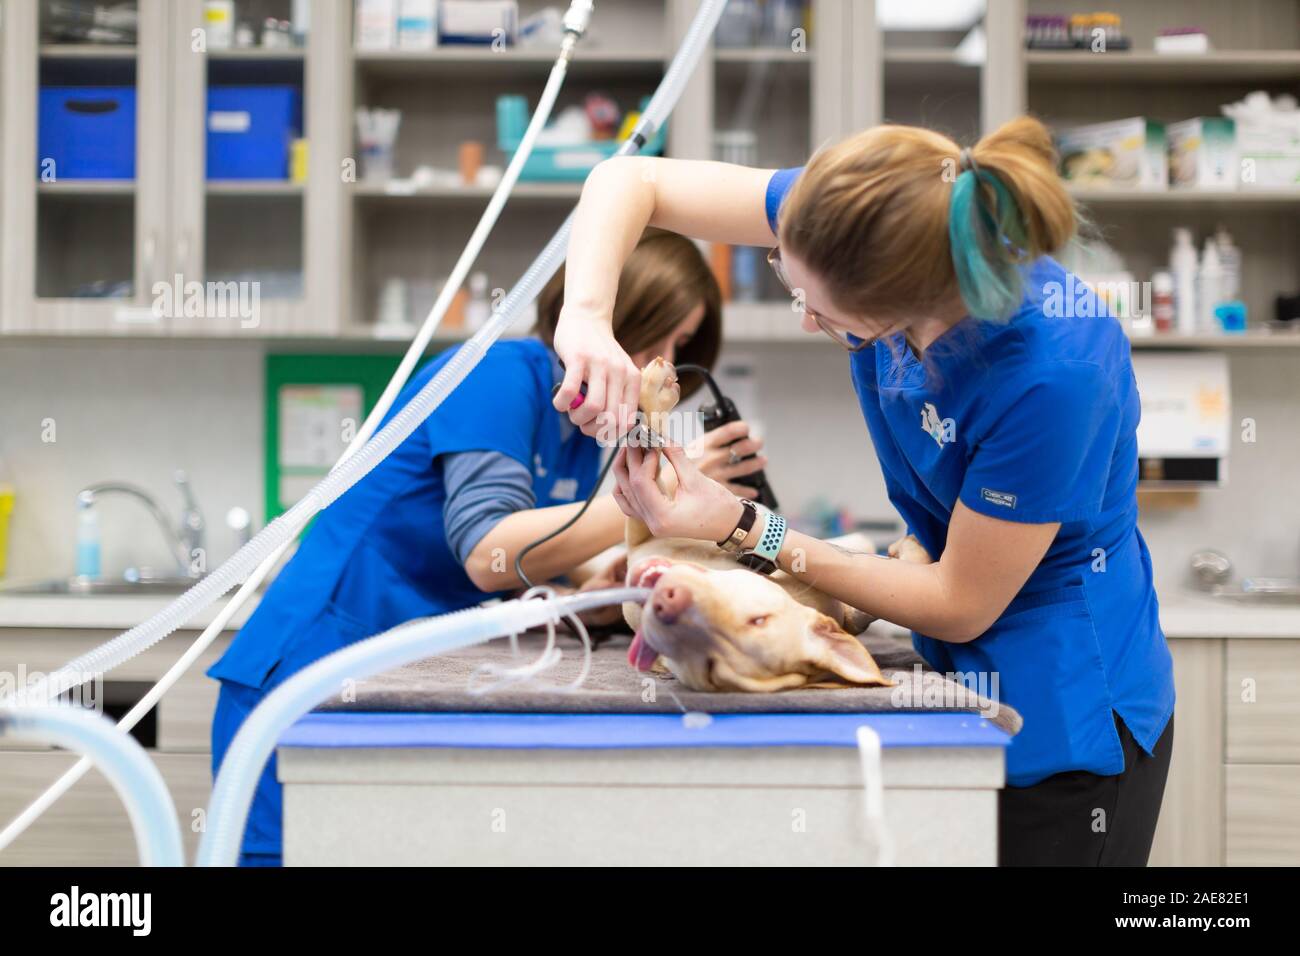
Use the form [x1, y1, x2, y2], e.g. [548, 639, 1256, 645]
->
[535, 228, 721, 398]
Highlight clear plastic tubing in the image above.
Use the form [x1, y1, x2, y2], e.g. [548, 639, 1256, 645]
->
[0, 1, 589, 856]
[196, 587, 649, 867]
[0, 705, 183, 866]
[13, 0, 729, 710]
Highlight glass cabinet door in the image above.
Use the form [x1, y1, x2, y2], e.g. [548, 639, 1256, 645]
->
[167, 0, 316, 337]
[1, 0, 170, 334]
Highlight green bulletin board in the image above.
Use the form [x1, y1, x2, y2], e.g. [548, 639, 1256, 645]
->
[264, 353, 431, 522]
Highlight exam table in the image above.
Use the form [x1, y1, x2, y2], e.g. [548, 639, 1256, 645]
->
[275, 629, 1013, 866]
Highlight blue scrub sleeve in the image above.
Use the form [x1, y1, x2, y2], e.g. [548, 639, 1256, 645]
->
[441, 450, 537, 565]
[765, 166, 804, 235]
[959, 361, 1122, 525]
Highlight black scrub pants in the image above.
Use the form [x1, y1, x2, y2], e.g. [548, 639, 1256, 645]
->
[998, 711, 1174, 866]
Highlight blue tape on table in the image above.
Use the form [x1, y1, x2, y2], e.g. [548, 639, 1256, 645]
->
[280, 712, 1010, 751]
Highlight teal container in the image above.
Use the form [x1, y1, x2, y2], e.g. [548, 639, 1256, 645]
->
[495, 95, 666, 182]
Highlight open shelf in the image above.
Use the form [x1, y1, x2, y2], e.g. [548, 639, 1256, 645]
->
[207, 48, 305, 62]
[37, 180, 135, 196]
[1070, 188, 1300, 207]
[207, 180, 304, 196]
[1027, 50, 1300, 83]
[39, 44, 136, 60]
[355, 47, 666, 79]
[351, 181, 582, 201]
[715, 48, 813, 64]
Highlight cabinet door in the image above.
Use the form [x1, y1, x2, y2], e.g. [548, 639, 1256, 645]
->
[1149, 638, 1225, 867]
[166, 0, 347, 338]
[0, 751, 211, 866]
[0, 0, 172, 335]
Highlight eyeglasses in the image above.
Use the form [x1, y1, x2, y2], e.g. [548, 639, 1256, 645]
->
[766, 247, 871, 353]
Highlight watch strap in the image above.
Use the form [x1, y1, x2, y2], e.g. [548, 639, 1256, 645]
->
[740, 511, 787, 575]
[716, 498, 758, 554]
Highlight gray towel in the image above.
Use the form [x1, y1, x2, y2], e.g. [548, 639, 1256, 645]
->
[316, 625, 1023, 736]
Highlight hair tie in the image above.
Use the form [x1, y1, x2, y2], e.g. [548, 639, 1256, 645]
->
[958, 148, 977, 174]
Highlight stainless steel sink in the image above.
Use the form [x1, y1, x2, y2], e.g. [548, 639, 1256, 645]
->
[0, 575, 203, 597]
[1207, 579, 1300, 606]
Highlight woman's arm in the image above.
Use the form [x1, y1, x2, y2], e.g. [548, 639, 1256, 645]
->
[555, 157, 778, 435]
[770, 505, 1058, 642]
[614, 443, 1059, 643]
[464, 495, 626, 592]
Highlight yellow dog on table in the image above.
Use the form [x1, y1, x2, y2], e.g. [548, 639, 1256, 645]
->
[621, 357, 932, 693]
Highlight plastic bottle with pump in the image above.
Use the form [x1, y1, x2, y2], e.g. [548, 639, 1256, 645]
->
[1169, 228, 1199, 335]
[465, 272, 492, 331]
[1198, 238, 1226, 333]
[75, 492, 101, 580]
[0, 455, 14, 580]
[1214, 225, 1241, 301]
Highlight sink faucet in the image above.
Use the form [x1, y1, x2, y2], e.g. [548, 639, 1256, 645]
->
[78, 470, 207, 578]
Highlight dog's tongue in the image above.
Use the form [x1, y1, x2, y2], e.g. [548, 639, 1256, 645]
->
[628, 630, 659, 672]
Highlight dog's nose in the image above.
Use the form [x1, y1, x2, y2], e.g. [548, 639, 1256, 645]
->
[651, 582, 692, 624]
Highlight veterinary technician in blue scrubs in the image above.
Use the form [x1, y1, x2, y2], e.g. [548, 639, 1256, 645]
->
[208, 230, 767, 866]
[552, 118, 1175, 866]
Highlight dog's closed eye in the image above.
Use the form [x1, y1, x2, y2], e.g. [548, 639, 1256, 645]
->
[748, 615, 769, 627]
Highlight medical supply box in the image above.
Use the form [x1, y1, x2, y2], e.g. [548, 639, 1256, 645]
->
[1055, 117, 1168, 190]
[440, 0, 517, 45]
[38, 86, 137, 179]
[207, 86, 303, 180]
[1167, 117, 1237, 189]
[496, 95, 666, 181]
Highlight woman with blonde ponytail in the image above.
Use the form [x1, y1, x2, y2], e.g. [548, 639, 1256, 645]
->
[553, 116, 1174, 867]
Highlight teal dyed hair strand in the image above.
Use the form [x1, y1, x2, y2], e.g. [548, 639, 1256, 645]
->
[948, 168, 1027, 322]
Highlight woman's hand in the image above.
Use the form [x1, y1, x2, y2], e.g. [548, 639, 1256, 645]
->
[689, 421, 767, 499]
[552, 308, 641, 439]
[613, 442, 743, 543]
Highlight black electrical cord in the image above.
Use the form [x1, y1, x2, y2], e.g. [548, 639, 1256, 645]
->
[513, 364, 745, 590]
[514, 441, 620, 591]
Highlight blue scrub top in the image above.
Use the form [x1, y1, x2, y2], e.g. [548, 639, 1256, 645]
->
[208, 338, 603, 691]
[768, 167, 1174, 786]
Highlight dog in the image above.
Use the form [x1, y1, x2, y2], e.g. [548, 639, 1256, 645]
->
[620, 357, 932, 693]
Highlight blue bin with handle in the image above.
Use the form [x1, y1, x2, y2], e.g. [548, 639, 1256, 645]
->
[496, 95, 666, 182]
[207, 86, 302, 180]
[38, 87, 137, 180]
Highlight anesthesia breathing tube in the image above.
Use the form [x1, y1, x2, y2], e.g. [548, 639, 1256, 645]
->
[0, 0, 731, 855]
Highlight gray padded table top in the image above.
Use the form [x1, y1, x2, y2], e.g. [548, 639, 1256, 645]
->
[315, 626, 1023, 736]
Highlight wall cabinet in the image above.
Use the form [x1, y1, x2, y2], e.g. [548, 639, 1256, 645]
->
[0, 0, 347, 338]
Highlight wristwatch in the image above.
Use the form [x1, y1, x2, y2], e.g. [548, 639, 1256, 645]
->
[739, 509, 787, 576]
[716, 498, 759, 555]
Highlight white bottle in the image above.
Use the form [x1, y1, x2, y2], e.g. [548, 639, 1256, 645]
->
[204, 0, 235, 49]
[1214, 225, 1241, 301]
[1198, 238, 1225, 333]
[1169, 228, 1198, 335]
[466, 272, 492, 331]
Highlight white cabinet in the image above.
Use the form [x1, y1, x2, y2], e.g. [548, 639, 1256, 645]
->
[0, 0, 347, 338]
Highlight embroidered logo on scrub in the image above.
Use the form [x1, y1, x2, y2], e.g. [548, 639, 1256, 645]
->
[981, 488, 1017, 509]
[549, 477, 578, 501]
[920, 402, 955, 447]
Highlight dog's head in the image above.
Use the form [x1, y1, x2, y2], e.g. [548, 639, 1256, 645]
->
[626, 556, 892, 692]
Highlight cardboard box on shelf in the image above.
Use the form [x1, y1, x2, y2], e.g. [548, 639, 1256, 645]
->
[1168, 117, 1237, 190]
[1056, 118, 1168, 190]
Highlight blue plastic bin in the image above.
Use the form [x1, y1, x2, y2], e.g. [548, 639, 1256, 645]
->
[496, 95, 666, 182]
[38, 87, 137, 180]
[207, 86, 302, 180]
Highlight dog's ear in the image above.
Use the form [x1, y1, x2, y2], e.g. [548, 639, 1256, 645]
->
[803, 614, 893, 686]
